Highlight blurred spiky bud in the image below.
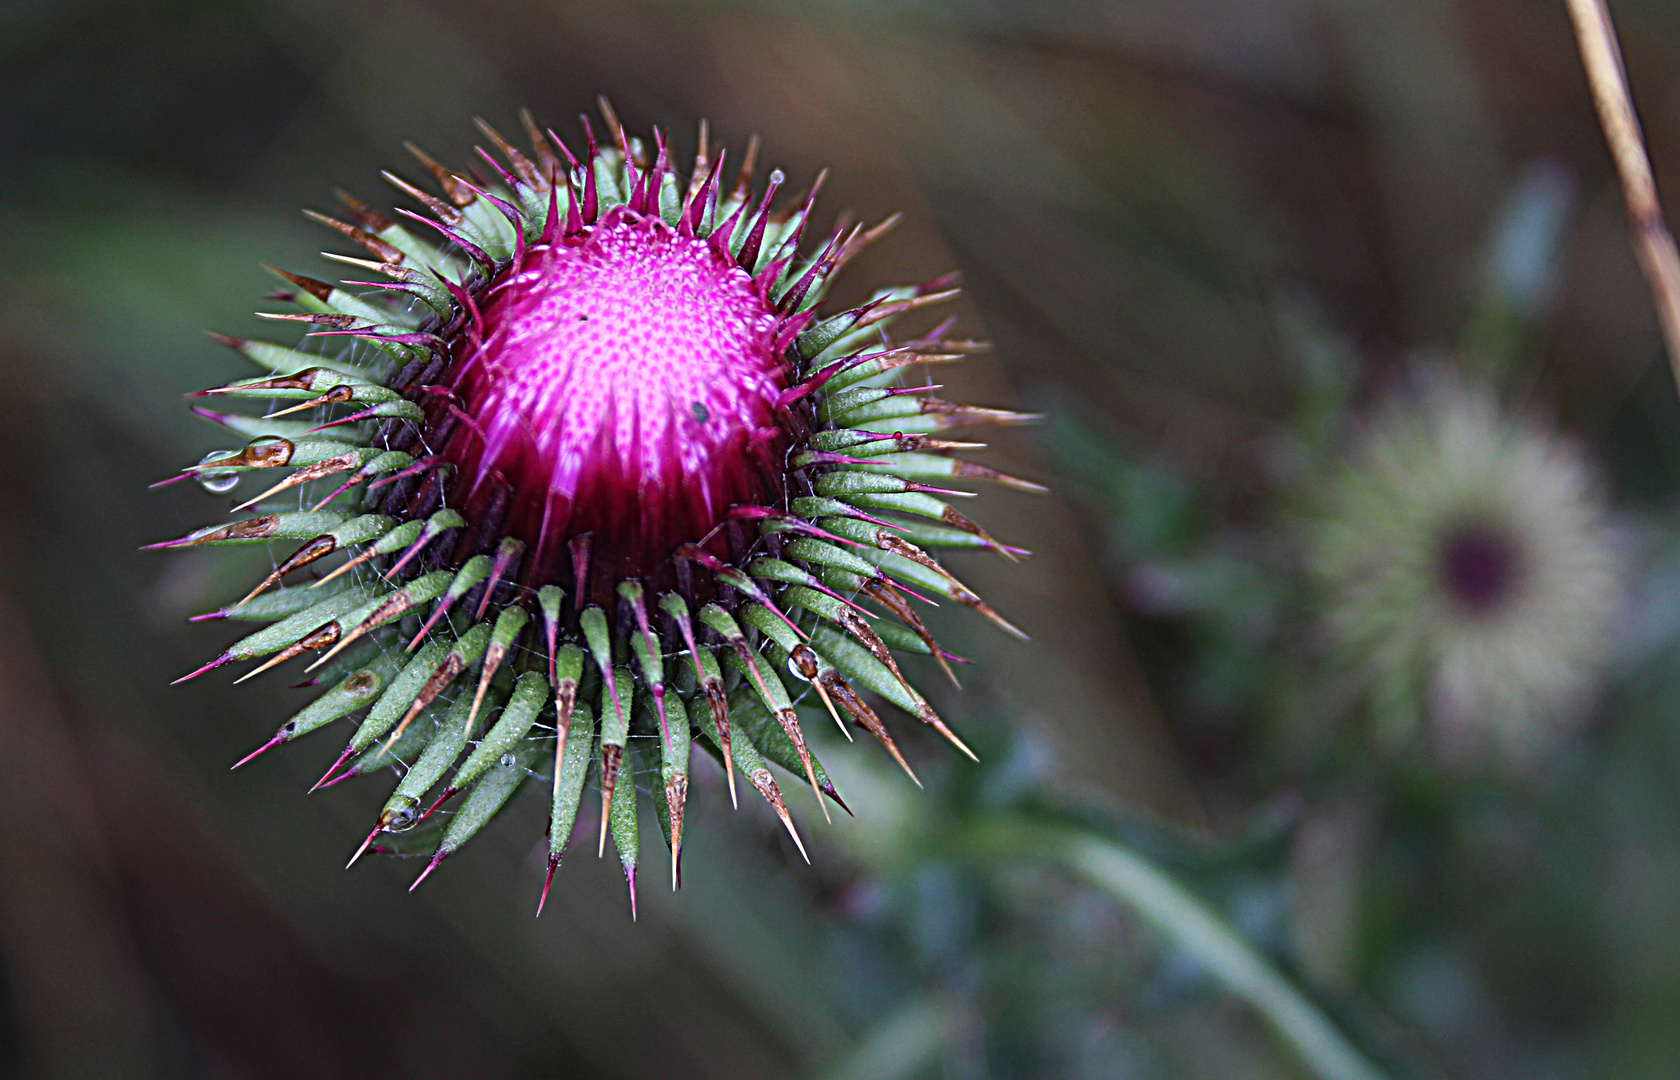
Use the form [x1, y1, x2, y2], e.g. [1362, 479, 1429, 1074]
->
[150, 106, 1041, 912]
[1308, 374, 1624, 766]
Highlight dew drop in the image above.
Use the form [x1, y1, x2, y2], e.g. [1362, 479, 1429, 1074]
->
[388, 801, 419, 832]
[196, 450, 241, 494]
[198, 471, 240, 494]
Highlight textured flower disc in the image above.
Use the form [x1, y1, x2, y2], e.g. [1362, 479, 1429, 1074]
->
[150, 106, 1044, 912]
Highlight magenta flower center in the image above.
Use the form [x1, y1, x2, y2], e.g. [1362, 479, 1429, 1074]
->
[1438, 524, 1522, 616]
[443, 206, 792, 589]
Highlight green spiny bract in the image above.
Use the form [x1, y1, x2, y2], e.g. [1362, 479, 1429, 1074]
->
[151, 105, 1042, 915]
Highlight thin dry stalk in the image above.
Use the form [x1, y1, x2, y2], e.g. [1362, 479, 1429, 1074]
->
[1566, 0, 1680, 392]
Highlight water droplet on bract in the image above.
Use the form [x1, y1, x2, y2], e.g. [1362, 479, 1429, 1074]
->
[195, 450, 241, 494]
[198, 471, 240, 494]
[499, 752, 516, 768]
[387, 802, 418, 832]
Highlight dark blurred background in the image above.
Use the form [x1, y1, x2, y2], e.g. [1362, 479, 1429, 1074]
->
[4, 0, 1680, 1077]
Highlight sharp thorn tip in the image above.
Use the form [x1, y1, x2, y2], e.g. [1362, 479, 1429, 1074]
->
[346, 825, 381, 868]
[409, 852, 445, 891]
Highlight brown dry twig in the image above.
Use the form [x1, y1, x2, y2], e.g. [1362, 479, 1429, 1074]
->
[1566, 0, 1680, 393]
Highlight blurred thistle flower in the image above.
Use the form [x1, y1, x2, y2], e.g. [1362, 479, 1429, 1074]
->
[148, 105, 1041, 912]
[1308, 376, 1623, 765]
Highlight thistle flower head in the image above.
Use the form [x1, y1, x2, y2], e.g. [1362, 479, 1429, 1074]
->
[151, 107, 1040, 911]
[1309, 376, 1623, 765]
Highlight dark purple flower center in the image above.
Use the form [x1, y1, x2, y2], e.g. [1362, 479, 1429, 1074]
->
[440, 206, 792, 593]
[1437, 524, 1522, 616]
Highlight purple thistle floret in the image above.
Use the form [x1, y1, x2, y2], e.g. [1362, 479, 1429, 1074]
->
[448, 204, 791, 590]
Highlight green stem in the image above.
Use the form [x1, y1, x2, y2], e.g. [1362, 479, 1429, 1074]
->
[967, 819, 1391, 1080]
